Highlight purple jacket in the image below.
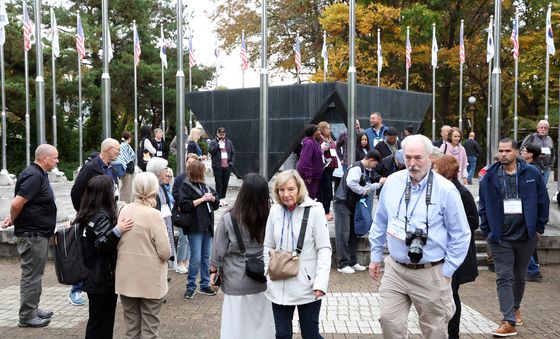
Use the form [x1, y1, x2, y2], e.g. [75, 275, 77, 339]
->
[296, 137, 324, 180]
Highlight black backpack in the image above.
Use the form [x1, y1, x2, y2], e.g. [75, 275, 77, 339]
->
[53, 223, 89, 285]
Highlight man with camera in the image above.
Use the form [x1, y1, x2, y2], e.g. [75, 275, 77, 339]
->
[479, 138, 549, 337]
[369, 134, 471, 338]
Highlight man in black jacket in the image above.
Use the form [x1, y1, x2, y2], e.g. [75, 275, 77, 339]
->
[2, 144, 59, 328]
[464, 132, 482, 184]
[374, 127, 401, 159]
[208, 127, 235, 206]
[68, 138, 120, 306]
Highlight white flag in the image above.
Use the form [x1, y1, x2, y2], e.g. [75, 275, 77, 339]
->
[107, 27, 113, 62]
[0, 0, 8, 46]
[546, 6, 556, 56]
[51, 8, 60, 58]
[159, 26, 167, 69]
[321, 31, 328, 73]
[486, 16, 494, 63]
[377, 30, 383, 73]
[431, 26, 438, 67]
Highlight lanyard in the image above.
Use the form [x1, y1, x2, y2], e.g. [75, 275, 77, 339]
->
[501, 164, 519, 200]
[280, 209, 296, 251]
[399, 171, 434, 235]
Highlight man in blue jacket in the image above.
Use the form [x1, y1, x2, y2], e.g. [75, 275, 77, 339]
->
[478, 138, 549, 337]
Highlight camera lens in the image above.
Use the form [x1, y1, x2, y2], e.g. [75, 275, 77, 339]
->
[408, 238, 424, 263]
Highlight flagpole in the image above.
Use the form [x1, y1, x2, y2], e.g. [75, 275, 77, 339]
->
[101, 0, 111, 138]
[513, 12, 519, 140]
[486, 15, 493, 166]
[459, 19, 464, 132]
[377, 28, 381, 87]
[77, 13, 83, 167]
[24, 37, 30, 165]
[133, 20, 138, 162]
[491, 1, 502, 154]
[0, 33, 6, 173]
[432, 23, 436, 142]
[406, 26, 409, 91]
[188, 35, 192, 133]
[34, 0, 46, 144]
[176, 0, 185, 174]
[348, 0, 356, 165]
[51, 8, 57, 148]
[259, 0, 269, 177]
[161, 25, 165, 133]
[544, 3, 552, 121]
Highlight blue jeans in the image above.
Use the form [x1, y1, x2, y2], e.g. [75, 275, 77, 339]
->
[466, 156, 477, 184]
[71, 282, 82, 294]
[186, 231, 212, 292]
[543, 169, 551, 186]
[527, 256, 540, 276]
[272, 300, 323, 339]
[176, 229, 190, 261]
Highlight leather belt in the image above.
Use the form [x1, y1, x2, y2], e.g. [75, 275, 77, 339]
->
[394, 258, 444, 270]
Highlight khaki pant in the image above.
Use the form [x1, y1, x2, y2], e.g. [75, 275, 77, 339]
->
[379, 256, 455, 339]
[120, 295, 164, 339]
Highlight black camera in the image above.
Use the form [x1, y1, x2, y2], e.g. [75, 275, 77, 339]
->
[405, 228, 428, 263]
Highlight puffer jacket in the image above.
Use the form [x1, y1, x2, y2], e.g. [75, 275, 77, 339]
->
[264, 197, 331, 306]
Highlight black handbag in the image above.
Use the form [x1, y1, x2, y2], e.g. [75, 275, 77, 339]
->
[125, 161, 135, 174]
[230, 214, 267, 283]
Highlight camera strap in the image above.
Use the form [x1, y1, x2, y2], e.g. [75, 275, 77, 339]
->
[404, 170, 434, 235]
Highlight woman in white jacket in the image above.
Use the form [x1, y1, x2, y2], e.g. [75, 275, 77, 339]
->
[264, 170, 332, 339]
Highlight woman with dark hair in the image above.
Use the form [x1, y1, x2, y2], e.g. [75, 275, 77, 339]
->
[296, 124, 323, 199]
[209, 173, 274, 338]
[433, 155, 478, 339]
[79, 176, 134, 339]
[317, 121, 338, 221]
[356, 132, 371, 161]
[179, 160, 220, 299]
[139, 125, 156, 171]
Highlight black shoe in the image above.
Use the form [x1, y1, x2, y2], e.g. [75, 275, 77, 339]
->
[184, 290, 195, 299]
[19, 317, 50, 328]
[198, 286, 216, 296]
[488, 263, 495, 272]
[37, 309, 53, 319]
[527, 274, 543, 282]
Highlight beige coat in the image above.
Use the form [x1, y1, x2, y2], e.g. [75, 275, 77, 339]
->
[115, 202, 171, 299]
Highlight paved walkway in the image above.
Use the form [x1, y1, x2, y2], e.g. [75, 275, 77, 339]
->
[1, 174, 560, 337]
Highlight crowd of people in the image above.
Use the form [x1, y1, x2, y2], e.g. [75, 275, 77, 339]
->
[0, 115, 553, 338]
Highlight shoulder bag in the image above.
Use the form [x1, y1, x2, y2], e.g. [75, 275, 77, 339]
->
[268, 206, 311, 281]
[230, 214, 267, 283]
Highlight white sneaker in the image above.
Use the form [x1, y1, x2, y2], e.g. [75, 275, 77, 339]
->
[352, 263, 367, 271]
[175, 266, 188, 274]
[337, 266, 355, 274]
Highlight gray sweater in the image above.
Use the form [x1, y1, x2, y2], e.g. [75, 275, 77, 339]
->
[210, 211, 267, 296]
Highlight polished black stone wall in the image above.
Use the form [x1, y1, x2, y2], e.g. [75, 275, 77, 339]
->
[185, 82, 431, 180]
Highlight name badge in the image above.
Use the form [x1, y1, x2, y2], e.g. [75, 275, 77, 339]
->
[329, 148, 337, 157]
[387, 217, 406, 242]
[503, 199, 522, 214]
[373, 138, 380, 147]
[541, 147, 551, 155]
[156, 151, 163, 157]
[221, 151, 228, 159]
[160, 204, 172, 218]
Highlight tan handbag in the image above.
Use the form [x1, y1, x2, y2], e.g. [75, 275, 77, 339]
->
[267, 206, 310, 281]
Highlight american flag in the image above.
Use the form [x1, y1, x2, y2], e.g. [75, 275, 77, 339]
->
[294, 32, 302, 73]
[511, 14, 519, 59]
[134, 24, 141, 67]
[240, 32, 248, 72]
[459, 21, 465, 64]
[405, 28, 411, 70]
[189, 35, 196, 68]
[23, 2, 32, 52]
[76, 14, 85, 60]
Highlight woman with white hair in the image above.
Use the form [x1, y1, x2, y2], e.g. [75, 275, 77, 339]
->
[115, 172, 171, 338]
[146, 157, 176, 264]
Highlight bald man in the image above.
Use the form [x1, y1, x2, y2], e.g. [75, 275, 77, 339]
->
[69, 138, 120, 306]
[2, 144, 59, 328]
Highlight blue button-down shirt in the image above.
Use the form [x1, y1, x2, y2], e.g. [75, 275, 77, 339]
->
[369, 169, 471, 278]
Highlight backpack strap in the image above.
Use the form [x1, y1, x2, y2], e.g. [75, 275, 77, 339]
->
[182, 178, 204, 197]
[230, 213, 246, 256]
[295, 206, 311, 256]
